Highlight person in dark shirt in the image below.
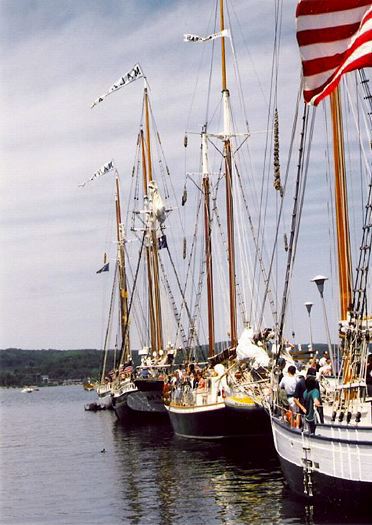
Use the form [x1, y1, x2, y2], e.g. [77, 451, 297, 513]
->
[293, 374, 306, 427]
[296, 375, 321, 434]
[367, 354, 372, 397]
[294, 374, 306, 406]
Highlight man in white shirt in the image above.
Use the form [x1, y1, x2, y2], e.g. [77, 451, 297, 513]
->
[279, 365, 298, 408]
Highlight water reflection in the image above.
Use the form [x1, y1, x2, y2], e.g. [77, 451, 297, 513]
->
[1, 386, 370, 525]
[111, 418, 284, 524]
[110, 417, 371, 525]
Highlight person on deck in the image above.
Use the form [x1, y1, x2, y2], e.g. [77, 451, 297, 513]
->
[296, 375, 321, 434]
[366, 354, 372, 397]
[279, 365, 298, 409]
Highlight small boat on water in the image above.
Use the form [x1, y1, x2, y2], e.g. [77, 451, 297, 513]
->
[84, 402, 106, 412]
[83, 383, 95, 392]
[270, 0, 372, 506]
[21, 386, 34, 393]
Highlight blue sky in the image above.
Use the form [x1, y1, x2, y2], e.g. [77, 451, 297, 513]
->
[0, 0, 370, 350]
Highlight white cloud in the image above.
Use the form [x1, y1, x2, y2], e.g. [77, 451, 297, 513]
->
[0, 0, 369, 349]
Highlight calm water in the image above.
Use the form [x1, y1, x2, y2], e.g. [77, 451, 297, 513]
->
[0, 386, 370, 525]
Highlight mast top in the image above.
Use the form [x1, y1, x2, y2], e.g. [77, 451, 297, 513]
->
[219, 0, 227, 93]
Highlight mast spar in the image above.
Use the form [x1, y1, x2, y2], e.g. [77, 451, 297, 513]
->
[116, 175, 130, 365]
[143, 87, 164, 356]
[202, 131, 215, 357]
[330, 88, 353, 322]
[220, 0, 237, 348]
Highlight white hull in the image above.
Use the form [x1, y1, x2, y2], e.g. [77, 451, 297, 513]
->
[271, 413, 372, 503]
[111, 380, 137, 421]
[96, 383, 113, 409]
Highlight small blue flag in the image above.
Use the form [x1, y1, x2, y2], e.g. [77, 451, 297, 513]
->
[158, 235, 168, 250]
[96, 262, 109, 274]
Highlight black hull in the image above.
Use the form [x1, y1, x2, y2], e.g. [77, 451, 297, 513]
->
[168, 402, 271, 440]
[112, 392, 131, 422]
[279, 455, 372, 506]
[127, 390, 168, 416]
[134, 378, 164, 392]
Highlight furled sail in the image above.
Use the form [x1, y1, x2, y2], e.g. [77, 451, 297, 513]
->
[236, 327, 270, 369]
[148, 180, 166, 224]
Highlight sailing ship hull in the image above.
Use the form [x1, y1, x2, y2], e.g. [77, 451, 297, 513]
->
[167, 402, 228, 439]
[167, 401, 271, 440]
[96, 384, 113, 409]
[271, 415, 372, 505]
[97, 392, 113, 409]
[112, 381, 137, 421]
[126, 378, 167, 415]
[112, 391, 131, 421]
[224, 397, 272, 439]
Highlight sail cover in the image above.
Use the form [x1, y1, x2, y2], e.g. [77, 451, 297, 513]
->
[296, 1, 372, 105]
[236, 328, 270, 369]
[148, 181, 166, 224]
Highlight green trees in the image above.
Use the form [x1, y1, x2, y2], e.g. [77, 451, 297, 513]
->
[0, 349, 108, 387]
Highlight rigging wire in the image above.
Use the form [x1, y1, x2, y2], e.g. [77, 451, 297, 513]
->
[259, 86, 303, 327]
[118, 231, 146, 368]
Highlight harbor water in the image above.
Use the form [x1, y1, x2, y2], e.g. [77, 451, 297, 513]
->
[0, 386, 370, 525]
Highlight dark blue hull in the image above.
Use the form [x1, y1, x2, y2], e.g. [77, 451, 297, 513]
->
[168, 402, 271, 440]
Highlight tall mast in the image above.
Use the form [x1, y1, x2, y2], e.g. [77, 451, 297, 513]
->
[330, 88, 352, 321]
[202, 132, 215, 357]
[220, 0, 237, 347]
[141, 128, 157, 354]
[115, 175, 130, 363]
[143, 88, 164, 355]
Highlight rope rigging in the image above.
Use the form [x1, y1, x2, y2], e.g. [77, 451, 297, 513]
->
[276, 103, 315, 357]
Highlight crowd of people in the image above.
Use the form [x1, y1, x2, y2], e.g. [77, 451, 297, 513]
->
[277, 355, 328, 433]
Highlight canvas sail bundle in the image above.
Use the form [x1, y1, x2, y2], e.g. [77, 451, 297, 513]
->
[296, 0, 372, 105]
[236, 328, 270, 369]
[148, 180, 166, 224]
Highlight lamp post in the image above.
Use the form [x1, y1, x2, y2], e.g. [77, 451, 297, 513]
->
[311, 275, 335, 372]
[304, 302, 313, 353]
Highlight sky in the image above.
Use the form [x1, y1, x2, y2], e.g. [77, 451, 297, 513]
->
[0, 0, 370, 350]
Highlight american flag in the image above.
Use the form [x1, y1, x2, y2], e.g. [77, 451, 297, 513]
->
[296, 0, 372, 105]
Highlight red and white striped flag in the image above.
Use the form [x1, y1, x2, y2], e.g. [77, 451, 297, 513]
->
[296, 1, 372, 106]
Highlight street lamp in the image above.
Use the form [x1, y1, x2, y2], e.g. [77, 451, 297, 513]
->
[311, 275, 335, 372]
[304, 302, 313, 352]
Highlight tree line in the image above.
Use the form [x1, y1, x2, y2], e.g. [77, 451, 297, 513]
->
[0, 349, 111, 387]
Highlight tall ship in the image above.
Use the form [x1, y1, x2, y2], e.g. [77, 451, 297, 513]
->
[80, 161, 136, 413]
[91, 65, 189, 418]
[270, 0, 372, 505]
[167, 0, 278, 440]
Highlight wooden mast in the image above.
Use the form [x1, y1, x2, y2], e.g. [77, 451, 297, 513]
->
[330, 87, 354, 390]
[330, 88, 353, 322]
[115, 175, 130, 364]
[202, 132, 215, 357]
[220, 0, 237, 348]
[140, 128, 157, 355]
[144, 88, 164, 355]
